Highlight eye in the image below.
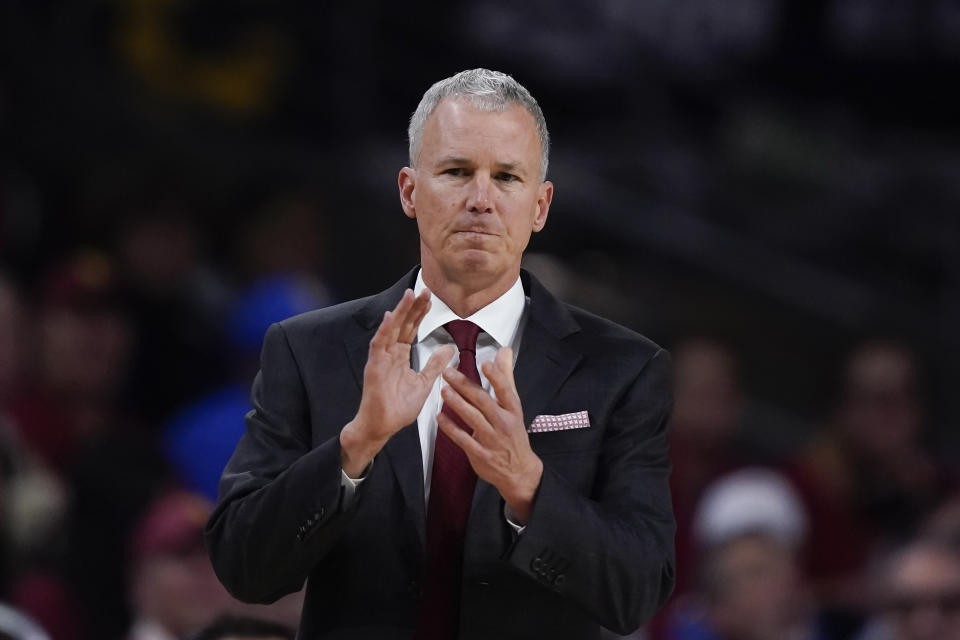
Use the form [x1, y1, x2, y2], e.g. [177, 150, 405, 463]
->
[443, 168, 469, 177]
[495, 172, 519, 182]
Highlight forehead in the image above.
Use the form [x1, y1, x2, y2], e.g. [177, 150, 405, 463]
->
[419, 98, 541, 167]
[891, 549, 960, 589]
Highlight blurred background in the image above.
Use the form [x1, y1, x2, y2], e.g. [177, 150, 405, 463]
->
[1, 1, 959, 639]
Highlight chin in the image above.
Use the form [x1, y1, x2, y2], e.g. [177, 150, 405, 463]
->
[448, 251, 501, 278]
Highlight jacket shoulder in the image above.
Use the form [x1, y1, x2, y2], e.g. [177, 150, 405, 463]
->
[563, 303, 665, 358]
[273, 296, 372, 340]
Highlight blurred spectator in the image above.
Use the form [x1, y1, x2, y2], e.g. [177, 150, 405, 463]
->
[6, 250, 134, 473]
[116, 206, 233, 425]
[0, 273, 22, 407]
[233, 196, 331, 282]
[919, 493, 960, 550]
[856, 540, 960, 640]
[189, 615, 294, 640]
[163, 273, 330, 502]
[668, 338, 748, 598]
[0, 602, 50, 640]
[2, 251, 175, 640]
[128, 492, 233, 640]
[227, 593, 304, 635]
[664, 468, 826, 640]
[0, 273, 67, 599]
[692, 469, 808, 551]
[0, 272, 24, 588]
[786, 340, 952, 617]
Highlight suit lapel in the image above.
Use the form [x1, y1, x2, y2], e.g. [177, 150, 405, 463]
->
[344, 270, 415, 389]
[513, 269, 583, 426]
[513, 320, 582, 429]
[344, 268, 428, 548]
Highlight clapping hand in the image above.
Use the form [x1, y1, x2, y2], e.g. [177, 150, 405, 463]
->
[437, 347, 543, 524]
[340, 289, 455, 477]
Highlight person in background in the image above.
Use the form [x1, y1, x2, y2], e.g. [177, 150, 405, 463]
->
[189, 616, 294, 640]
[4, 255, 149, 640]
[668, 338, 748, 601]
[787, 340, 952, 621]
[116, 206, 231, 426]
[856, 540, 960, 640]
[127, 492, 234, 640]
[163, 273, 329, 502]
[0, 273, 22, 420]
[0, 602, 51, 640]
[0, 272, 26, 592]
[665, 468, 828, 640]
[6, 251, 135, 474]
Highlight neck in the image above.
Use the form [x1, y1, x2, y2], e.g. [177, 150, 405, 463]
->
[420, 263, 519, 318]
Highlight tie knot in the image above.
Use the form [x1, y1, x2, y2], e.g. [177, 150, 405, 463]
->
[444, 320, 481, 353]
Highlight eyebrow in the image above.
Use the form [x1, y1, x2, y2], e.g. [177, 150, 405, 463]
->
[435, 156, 471, 166]
[434, 156, 526, 174]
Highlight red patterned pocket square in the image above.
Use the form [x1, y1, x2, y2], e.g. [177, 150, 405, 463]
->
[528, 411, 591, 433]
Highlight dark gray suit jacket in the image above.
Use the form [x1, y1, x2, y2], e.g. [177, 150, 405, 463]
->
[205, 268, 675, 639]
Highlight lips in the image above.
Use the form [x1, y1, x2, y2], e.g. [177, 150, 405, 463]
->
[454, 228, 497, 236]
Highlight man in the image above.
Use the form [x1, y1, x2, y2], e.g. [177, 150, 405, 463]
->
[129, 491, 235, 640]
[872, 539, 960, 640]
[191, 616, 294, 640]
[206, 68, 675, 639]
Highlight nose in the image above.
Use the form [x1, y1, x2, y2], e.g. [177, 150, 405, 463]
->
[466, 173, 493, 214]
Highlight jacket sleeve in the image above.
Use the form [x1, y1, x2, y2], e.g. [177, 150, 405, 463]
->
[204, 321, 358, 603]
[502, 347, 676, 634]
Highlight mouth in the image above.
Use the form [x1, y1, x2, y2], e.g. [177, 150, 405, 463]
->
[454, 228, 498, 237]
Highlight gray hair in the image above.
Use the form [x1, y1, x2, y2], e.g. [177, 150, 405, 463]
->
[407, 68, 550, 181]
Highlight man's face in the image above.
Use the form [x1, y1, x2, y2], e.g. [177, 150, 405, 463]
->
[399, 98, 553, 291]
[884, 547, 960, 640]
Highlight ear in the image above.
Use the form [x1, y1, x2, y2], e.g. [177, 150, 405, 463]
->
[399, 167, 417, 219]
[532, 180, 553, 233]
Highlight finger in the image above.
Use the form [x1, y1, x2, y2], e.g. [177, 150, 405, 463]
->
[442, 368, 500, 418]
[440, 383, 497, 442]
[369, 309, 397, 351]
[399, 289, 431, 344]
[437, 410, 488, 461]
[481, 347, 521, 414]
[420, 345, 456, 383]
[384, 289, 415, 345]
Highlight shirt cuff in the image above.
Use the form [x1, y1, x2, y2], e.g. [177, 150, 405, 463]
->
[503, 504, 526, 535]
[340, 462, 372, 509]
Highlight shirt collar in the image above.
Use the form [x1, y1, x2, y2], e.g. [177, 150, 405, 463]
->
[414, 270, 526, 348]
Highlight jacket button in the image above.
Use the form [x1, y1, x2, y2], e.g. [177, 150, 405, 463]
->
[553, 574, 565, 586]
[407, 580, 421, 597]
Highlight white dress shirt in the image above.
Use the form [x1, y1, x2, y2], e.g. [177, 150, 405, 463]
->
[412, 270, 527, 503]
[341, 270, 528, 528]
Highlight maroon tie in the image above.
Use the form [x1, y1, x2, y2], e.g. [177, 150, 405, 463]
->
[416, 320, 482, 640]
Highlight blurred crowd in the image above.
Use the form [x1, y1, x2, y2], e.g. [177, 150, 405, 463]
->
[1, 235, 957, 640]
[648, 337, 960, 640]
[0, 202, 332, 639]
